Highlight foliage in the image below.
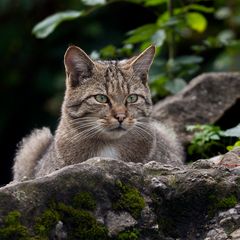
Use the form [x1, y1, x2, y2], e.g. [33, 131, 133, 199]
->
[32, 11, 82, 39]
[223, 124, 240, 138]
[227, 139, 240, 151]
[31, 0, 240, 97]
[223, 124, 240, 151]
[186, 124, 225, 159]
[186, 123, 240, 159]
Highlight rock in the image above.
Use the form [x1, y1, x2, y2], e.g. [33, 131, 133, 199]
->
[106, 211, 137, 236]
[1, 156, 240, 239]
[230, 228, 240, 239]
[218, 147, 240, 168]
[152, 72, 240, 144]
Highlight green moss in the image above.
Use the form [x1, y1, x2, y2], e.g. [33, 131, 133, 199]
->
[208, 194, 238, 216]
[34, 191, 106, 239]
[0, 211, 31, 240]
[116, 229, 140, 240]
[158, 217, 175, 235]
[34, 208, 60, 237]
[73, 192, 96, 211]
[113, 181, 145, 219]
[57, 203, 108, 240]
[0, 191, 108, 240]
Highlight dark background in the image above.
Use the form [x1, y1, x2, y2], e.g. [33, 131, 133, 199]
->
[1, 0, 240, 185]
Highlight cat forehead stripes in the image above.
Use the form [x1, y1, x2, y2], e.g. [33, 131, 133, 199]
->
[102, 62, 129, 96]
[64, 45, 156, 88]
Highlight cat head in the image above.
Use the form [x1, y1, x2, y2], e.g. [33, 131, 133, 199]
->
[63, 45, 155, 139]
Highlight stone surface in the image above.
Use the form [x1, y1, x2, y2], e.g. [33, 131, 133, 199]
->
[0, 155, 240, 239]
[152, 72, 240, 144]
[106, 211, 137, 236]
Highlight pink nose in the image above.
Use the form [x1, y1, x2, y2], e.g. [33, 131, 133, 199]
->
[115, 113, 126, 123]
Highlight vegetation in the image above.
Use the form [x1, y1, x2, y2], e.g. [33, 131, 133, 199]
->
[31, 0, 240, 97]
[0, 192, 107, 240]
[72, 192, 97, 210]
[208, 194, 238, 217]
[113, 180, 145, 219]
[187, 123, 240, 160]
[0, 211, 30, 240]
[116, 229, 140, 240]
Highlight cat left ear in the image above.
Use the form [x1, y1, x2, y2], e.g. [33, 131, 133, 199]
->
[64, 45, 95, 87]
[130, 45, 155, 82]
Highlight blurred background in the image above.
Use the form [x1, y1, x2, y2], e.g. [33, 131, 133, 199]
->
[1, 0, 240, 185]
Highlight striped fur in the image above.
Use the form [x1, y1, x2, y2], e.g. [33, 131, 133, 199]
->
[13, 45, 184, 182]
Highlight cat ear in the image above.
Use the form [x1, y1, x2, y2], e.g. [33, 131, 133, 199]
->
[129, 45, 155, 84]
[64, 45, 95, 87]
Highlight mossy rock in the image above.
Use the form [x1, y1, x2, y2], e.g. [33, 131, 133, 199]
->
[72, 192, 96, 211]
[208, 194, 238, 217]
[113, 181, 145, 219]
[0, 211, 31, 240]
[0, 192, 107, 240]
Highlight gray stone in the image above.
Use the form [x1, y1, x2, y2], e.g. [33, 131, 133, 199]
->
[152, 72, 240, 145]
[106, 211, 137, 236]
[230, 228, 240, 239]
[0, 156, 240, 239]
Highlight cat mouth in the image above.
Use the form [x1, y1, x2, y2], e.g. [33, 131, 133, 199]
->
[109, 125, 127, 132]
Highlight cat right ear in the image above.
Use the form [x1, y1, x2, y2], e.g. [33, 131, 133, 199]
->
[64, 46, 95, 87]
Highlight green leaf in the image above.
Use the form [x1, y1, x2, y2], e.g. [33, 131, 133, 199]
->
[151, 29, 166, 47]
[32, 10, 82, 38]
[82, 0, 106, 6]
[187, 4, 214, 13]
[223, 124, 240, 137]
[124, 24, 158, 44]
[100, 44, 117, 58]
[210, 134, 221, 140]
[175, 55, 203, 65]
[144, 0, 166, 6]
[165, 78, 187, 94]
[149, 74, 169, 97]
[217, 30, 235, 45]
[186, 12, 207, 33]
[227, 140, 240, 151]
[215, 7, 231, 20]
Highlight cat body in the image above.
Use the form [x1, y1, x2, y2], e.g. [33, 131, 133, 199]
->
[13, 45, 184, 182]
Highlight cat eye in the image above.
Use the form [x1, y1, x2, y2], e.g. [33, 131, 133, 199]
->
[95, 94, 108, 103]
[126, 94, 138, 103]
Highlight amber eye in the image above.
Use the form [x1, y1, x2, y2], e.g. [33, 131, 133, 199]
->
[95, 94, 108, 103]
[126, 94, 138, 103]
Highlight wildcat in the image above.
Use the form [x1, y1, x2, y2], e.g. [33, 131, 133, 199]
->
[13, 45, 184, 182]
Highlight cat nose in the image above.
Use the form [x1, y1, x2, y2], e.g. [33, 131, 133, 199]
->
[115, 113, 126, 123]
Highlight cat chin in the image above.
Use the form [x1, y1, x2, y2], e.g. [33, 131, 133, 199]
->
[102, 128, 128, 140]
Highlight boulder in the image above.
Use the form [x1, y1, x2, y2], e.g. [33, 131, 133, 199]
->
[0, 153, 240, 240]
[153, 72, 240, 144]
